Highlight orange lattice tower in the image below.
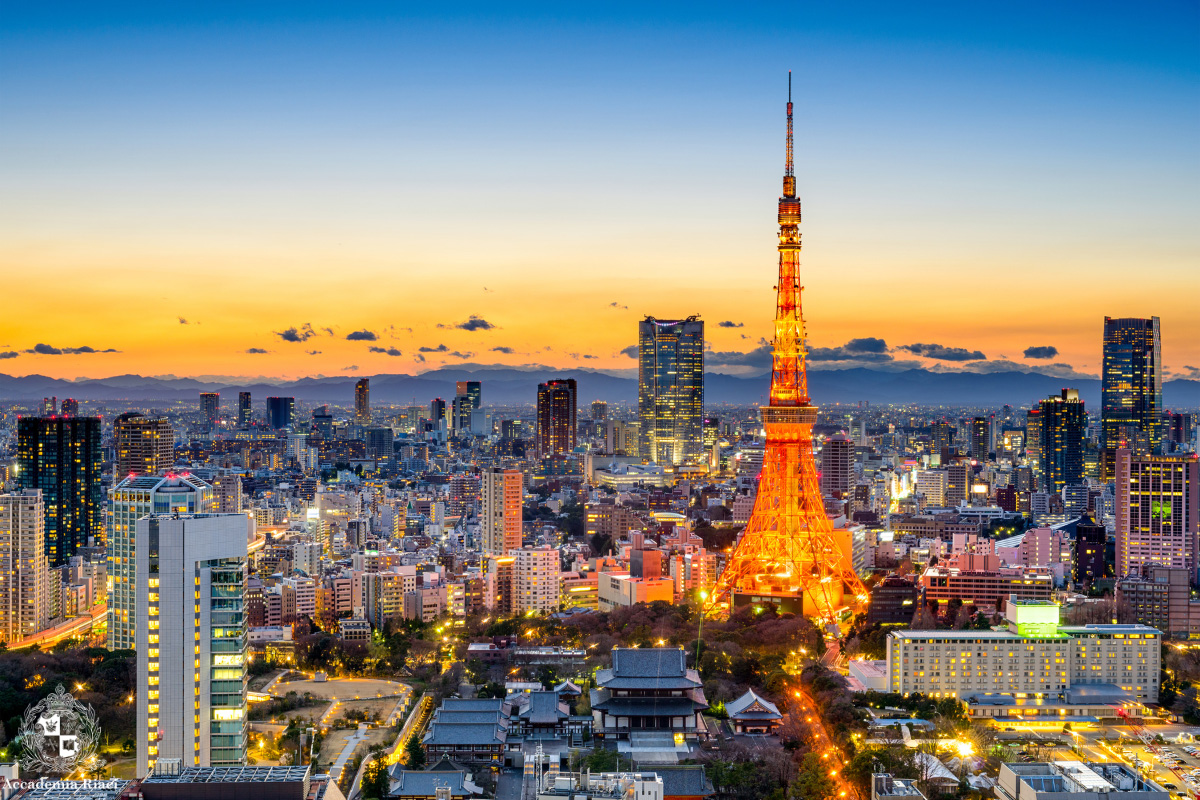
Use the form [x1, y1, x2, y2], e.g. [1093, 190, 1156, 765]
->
[708, 75, 868, 625]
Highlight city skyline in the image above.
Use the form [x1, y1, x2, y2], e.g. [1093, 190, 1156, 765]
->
[2, 3, 1197, 381]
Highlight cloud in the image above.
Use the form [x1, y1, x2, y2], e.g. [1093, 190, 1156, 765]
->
[369, 346, 403, 356]
[569, 352, 599, 360]
[178, 317, 189, 325]
[619, 345, 638, 359]
[609, 302, 628, 310]
[718, 321, 744, 328]
[419, 343, 449, 353]
[491, 346, 515, 354]
[26, 343, 119, 355]
[345, 329, 378, 341]
[582, 354, 598, 359]
[245, 348, 269, 354]
[305, 349, 322, 356]
[708, 345, 773, 369]
[438, 315, 496, 332]
[276, 323, 316, 343]
[342, 365, 359, 371]
[321, 326, 335, 336]
[947, 359, 1097, 379]
[0, 351, 17, 359]
[414, 353, 426, 363]
[448, 351, 474, 359]
[1023, 345, 1059, 359]
[1179, 365, 1200, 379]
[809, 337, 893, 362]
[896, 342, 985, 361]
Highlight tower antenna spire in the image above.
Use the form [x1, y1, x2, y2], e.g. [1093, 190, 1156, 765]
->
[784, 72, 795, 195]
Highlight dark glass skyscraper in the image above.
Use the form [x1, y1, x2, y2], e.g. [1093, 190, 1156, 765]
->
[237, 391, 252, 426]
[1039, 388, 1087, 495]
[17, 415, 103, 565]
[536, 379, 577, 457]
[1102, 316, 1162, 478]
[637, 315, 704, 466]
[266, 396, 295, 429]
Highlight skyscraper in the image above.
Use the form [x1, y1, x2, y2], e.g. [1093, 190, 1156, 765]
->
[480, 467, 522, 557]
[710, 78, 867, 621]
[17, 416, 102, 566]
[591, 400, 609, 422]
[200, 392, 220, 428]
[1114, 450, 1198, 579]
[237, 391, 252, 426]
[266, 396, 294, 429]
[59, 398, 78, 417]
[969, 417, 990, 460]
[0, 489, 49, 643]
[354, 378, 370, 425]
[536, 379, 577, 457]
[456, 381, 482, 412]
[108, 473, 213, 651]
[1102, 316, 1163, 478]
[1025, 408, 1044, 488]
[638, 316, 704, 466]
[114, 413, 174, 479]
[136, 513, 248, 774]
[1039, 389, 1087, 495]
[430, 397, 447, 427]
[931, 420, 953, 459]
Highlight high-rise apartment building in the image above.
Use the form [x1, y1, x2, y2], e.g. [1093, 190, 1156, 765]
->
[59, 398, 78, 417]
[591, 401, 609, 422]
[114, 413, 174, 479]
[637, 316, 704, 466]
[136, 513, 248, 775]
[451, 394, 472, 434]
[917, 469, 949, 508]
[354, 378, 370, 425]
[17, 416, 102, 566]
[481, 467, 522, 557]
[0, 490, 49, 643]
[200, 393, 220, 428]
[1114, 449, 1199, 579]
[211, 473, 243, 515]
[266, 396, 295, 430]
[1102, 317, 1163, 478]
[1025, 408, 1043, 487]
[536, 379, 577, 457]
[945, 462, 970, 507]
[1039, 389, 1087, 495]
[108, 473, 214, 651]
[513, 546, 560, 615]
[237, 392, 252, 426]
[820, 433, 855, 499]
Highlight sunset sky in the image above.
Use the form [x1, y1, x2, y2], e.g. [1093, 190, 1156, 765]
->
[2, 2, 1197, 382]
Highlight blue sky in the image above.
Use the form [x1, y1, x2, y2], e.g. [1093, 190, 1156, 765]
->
[1, 2, 1197, 380]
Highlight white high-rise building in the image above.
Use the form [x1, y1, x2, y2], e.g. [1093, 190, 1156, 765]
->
[513, 546, 560, 616]
[136, 513, 248, 775]
[108, 474, 213, 651]
[0, 490, 49, 642]
[109, 472, 212, 652]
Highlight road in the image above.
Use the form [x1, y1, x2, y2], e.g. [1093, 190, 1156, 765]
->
[9, 603, 107, 650]
[790, 683, 860, 800]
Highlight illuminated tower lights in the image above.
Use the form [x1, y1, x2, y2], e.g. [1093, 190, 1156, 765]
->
[708, 74, 868, 625]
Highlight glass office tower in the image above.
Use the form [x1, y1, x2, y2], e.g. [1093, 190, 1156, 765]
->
[1102, 316, 1162, 478]
[638, 316, 704, 466]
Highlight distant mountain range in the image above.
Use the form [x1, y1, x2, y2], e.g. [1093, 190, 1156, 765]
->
[3, 367, 1198, 409]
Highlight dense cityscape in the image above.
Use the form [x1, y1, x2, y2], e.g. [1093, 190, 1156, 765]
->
[2, 4, 1197, 800]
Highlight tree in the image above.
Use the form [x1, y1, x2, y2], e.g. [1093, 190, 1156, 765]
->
[361, 757, 389, 799]
[477, 682, 506, 699]
[405, 735, 426, 768]
[789, 753, 834, 800]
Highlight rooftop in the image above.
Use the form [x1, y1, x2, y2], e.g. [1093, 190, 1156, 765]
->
[142, 765, 312, 784]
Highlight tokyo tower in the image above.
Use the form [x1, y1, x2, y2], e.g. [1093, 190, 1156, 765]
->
[708, 75, 868, 624]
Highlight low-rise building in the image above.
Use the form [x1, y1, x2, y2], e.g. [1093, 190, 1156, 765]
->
[590, 648, 708, 742]
[724, 689, 781, 735]
[996, 761, 1167, 800]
